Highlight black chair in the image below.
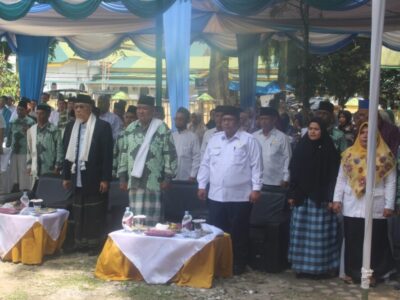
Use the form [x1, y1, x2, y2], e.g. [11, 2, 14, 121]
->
[250, 185, 289, 225]
[164, 180, 207, 223]
[35, 174, 73, 209]
[0, 192, 23, 205]
[107, 180, 129, 232]
[248, 185, 290, 273]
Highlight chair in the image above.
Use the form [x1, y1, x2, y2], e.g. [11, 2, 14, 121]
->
[107, 180, 129, 232]
[164, 180, 208, 223]
[250, 185, 289, 225]
[0, 192, 22, 205]
[248, 185, 290, 273]
[35, 174, 73, 209]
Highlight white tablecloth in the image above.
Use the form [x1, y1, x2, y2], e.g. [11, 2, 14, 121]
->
[109, 224, 223, 284]
[0, 209, 69, 259]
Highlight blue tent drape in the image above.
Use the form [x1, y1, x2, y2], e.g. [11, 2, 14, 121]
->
[236, 34, 260, 109]
[163, 0, 191, 127]
[16, 35, 51, 102]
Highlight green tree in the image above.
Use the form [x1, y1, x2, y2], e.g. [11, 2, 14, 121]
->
[0, 53, 19, 99]
[316, 38, 370, 106]
[380, 68, 400, 108]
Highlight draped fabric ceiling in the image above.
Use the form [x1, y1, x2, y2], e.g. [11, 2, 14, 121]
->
[0, 0, 400, 58]
[0, 0, 399, 111]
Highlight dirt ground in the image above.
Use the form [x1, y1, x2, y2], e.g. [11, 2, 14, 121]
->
[0, 251, 399, 300]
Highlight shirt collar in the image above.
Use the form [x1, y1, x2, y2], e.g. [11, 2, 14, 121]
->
[261, 127, 276, 138]
[222, 129, 241, 141]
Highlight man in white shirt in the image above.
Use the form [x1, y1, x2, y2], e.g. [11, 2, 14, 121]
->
[253, 107, 291, 187]
[197, 106, 263, 275]
[98, 94, 123, 141]
[6, 96, 16, 114]
[172, 107, 201, 181]
[200, 105, 224, 158]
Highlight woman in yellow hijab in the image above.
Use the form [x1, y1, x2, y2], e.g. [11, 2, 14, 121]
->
[332, 122, 396, 285]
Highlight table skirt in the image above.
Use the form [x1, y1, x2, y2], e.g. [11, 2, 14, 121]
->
[2, 221, 67, 265]
[95, 234, 233, 288]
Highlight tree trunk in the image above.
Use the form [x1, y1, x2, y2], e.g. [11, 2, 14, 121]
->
[208, 48, 231, 105]
[278, 40, 288, 93]
[300, 1, 310, 110]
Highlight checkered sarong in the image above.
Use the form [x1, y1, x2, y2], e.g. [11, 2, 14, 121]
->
[129, 188, 162, 226]
[288, 198, 340, 274]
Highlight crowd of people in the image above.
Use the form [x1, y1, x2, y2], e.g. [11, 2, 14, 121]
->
[1, 92, 400, 285]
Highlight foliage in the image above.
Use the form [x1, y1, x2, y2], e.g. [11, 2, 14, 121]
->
[0, 52, 19, 99]
[314, 37, 370, 106]
[261, 36, 372, 107]
[380, 69, 400, 108]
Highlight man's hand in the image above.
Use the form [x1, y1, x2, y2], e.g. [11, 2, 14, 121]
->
[99, 181, 109, 193]
[63, 180, 72, 190]
[332, 202, 342, 214]
[383, 208, 394, 218]
[288, 198, 295, 208]
[188, 177, 197, 183]
[197, 189, 207, 201]
[120, 182, 128, 191]
[280, 181, 289, 188]
[249, 191, 261, 204]
[26, 168, 31, 175]
[160, 181, 171, 191]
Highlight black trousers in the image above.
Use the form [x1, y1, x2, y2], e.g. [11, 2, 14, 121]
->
[207, 199, 252, 267]
[344, 217, 394, 282]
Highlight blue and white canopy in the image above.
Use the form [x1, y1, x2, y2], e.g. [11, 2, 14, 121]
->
[0, 0, 399, 59]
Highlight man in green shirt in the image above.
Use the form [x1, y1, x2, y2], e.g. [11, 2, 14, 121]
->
[315, 101, 348, 153]
[118, 96, 177, 225]
[112, 105, 137, 178]
[6, 100, 36, 191]
[27, 104, 63, 187]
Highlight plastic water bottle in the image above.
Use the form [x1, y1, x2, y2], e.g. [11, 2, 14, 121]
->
[181, 211, 193, 237]
[20, 191, 30, 208]
[122, 207, 134, 232]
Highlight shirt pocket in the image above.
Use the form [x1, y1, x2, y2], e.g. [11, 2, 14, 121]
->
[209, 147, 221, 165]
[268, 140, 280, 155]
[233, 147, 247, 164]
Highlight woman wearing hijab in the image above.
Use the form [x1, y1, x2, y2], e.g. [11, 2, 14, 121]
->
[332, 122, 395, 285]
[288, 117, 341, 278]
[337, 110, 354, 146]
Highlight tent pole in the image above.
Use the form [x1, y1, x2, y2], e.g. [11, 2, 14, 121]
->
[361, 0, 386, 291]
[155, 14, 163, 107]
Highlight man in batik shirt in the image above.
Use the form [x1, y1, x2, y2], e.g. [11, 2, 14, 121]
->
[112, 105, 137, 178]
[27, 104, 63, 187]
[6, 100, 36, 191]
[118, 96, 177, 225]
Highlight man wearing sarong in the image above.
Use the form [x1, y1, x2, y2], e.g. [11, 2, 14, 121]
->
[112, 105, 137, 178]
[62, 94, 113, 255]
[6, 100, 35, 191]
[118, 96, 177, 225]
[27, 104, 63, 188]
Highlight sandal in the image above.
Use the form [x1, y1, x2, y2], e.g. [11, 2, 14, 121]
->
[342, 276, 354, 284]
[369, 276, 376, 287]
